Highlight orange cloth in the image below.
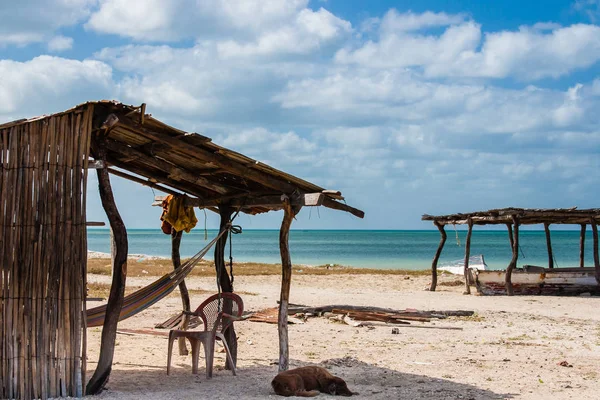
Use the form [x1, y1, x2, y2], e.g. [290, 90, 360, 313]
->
[160, 195, 198, 233]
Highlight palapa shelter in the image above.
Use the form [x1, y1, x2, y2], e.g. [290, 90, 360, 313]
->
[422, 208, 600, 295]
[0, 100, 364, 399]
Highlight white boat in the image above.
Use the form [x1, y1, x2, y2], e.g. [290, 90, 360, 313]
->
[438, 254, 487, 275]
[474, 266, 599, 295]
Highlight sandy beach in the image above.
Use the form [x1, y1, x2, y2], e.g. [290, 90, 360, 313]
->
[85, 262, 600, 400]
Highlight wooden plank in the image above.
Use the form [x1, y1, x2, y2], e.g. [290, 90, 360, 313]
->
[86, 222, 106, 227]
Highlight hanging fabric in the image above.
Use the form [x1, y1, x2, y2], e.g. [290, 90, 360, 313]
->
[160, 194, 198, 234]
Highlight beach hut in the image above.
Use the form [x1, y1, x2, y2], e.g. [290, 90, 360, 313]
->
[0, 101, 364, 399]
[422, 208, 600, 295]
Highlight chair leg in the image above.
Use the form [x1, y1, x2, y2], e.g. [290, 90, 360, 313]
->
[219, 339, 237, 376]
[167, 331, 176, 375]
[190, 339, 201, 375]
[203, 340, 215, 379]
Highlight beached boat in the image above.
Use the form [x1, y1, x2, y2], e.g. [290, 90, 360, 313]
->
[473, 266, 600, 295]
[438, 254, 487, 275]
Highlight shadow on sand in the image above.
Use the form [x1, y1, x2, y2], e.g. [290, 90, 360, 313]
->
[94, 356, 515, 400]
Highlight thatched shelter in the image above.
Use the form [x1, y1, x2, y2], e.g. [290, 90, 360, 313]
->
[422, 208, 600, 295]
[0, 101, 364, 399]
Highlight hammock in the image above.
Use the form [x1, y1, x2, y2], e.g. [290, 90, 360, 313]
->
[86, 227, 230, 327]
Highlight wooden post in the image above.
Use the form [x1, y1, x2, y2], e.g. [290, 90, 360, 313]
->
[580, 224, 586, 268]
[506, 223, 514, 251]
[86, 141, 128, 395]
[591, 219, 600, 285]
[214, 205, 236, 369]
[463, 218, 473, 295]
[430, 222, 446, 291]
[544, 222, 553, 269]
[171, 229, 191, 356]
[277, 197, 301, 371]
[505, 216, 519, 296]
[109, 227, 114, 278]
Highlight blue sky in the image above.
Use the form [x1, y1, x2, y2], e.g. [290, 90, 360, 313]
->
[2, 0, 600, 230]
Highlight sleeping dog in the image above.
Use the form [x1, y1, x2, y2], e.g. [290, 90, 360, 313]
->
[271, 366, 358, 397]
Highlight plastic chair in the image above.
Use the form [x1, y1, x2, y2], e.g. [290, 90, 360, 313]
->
[166, 292, 244, 378]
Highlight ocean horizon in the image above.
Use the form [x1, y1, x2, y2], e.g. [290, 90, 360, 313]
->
[87, 228, 597, 271]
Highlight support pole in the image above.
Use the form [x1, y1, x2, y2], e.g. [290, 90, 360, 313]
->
[506, 223, 514, 251]
[580, 224, 586, 268]
[591, 219, 600, 285]
[171, 229, 191, 355]
[544, 222, 554, 269]
[214, 205, 236, 369]
[505, 216, 519, 296]
[86, 142, 128, 395]
[430, 222, 447, 291]
[463, 218, 473, 295]
[277, 197, 301, 371]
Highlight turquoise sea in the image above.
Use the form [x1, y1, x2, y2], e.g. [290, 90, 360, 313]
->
[87, 229, 597, 271]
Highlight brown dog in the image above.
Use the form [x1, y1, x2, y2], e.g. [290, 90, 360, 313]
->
[271, 366, 358, 397]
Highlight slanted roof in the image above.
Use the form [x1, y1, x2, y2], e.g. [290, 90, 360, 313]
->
[422, 207, 600, 226]
[1, 100, 363, 218]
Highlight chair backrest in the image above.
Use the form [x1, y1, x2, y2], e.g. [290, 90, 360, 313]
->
[194, 293, 244, 333]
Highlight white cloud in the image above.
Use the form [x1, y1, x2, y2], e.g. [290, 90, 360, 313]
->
[553, 84, 585, 126]
[47, 35, 74, 52]
[336, 10, 600, 80]
[217, 8, 351, 58]
[0, 0, 96, 46]
[86, 0, 181, 41]
[379, 9, 467, 33]
[87, 0, 351, 56]
[0, 56, 113, 119]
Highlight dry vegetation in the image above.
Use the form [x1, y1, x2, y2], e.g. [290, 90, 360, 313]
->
[86, 258, 435, 278]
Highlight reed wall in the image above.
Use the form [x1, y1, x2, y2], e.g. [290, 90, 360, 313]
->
[0, 105, 93, 399]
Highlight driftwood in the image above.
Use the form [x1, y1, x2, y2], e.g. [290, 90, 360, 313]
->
[285, 304, 474, 318]
[249, 305, 473, 329]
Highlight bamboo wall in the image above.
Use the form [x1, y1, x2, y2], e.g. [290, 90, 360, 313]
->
[0, 105, 93, 399]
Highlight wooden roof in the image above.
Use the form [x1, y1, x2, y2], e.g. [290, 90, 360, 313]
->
[422, 207, 600, 226]
[1, 101, 364, 218]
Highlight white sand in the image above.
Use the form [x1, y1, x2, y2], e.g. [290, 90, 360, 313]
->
[86, 273, 600, 400]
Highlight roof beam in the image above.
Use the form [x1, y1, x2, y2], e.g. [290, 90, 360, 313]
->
[112, 114, 299, 193]
[152, 193, 324, 208]
[150, 193, 365, 219]
[321, 196, 364, 219]
[103, 139, 231, 195]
